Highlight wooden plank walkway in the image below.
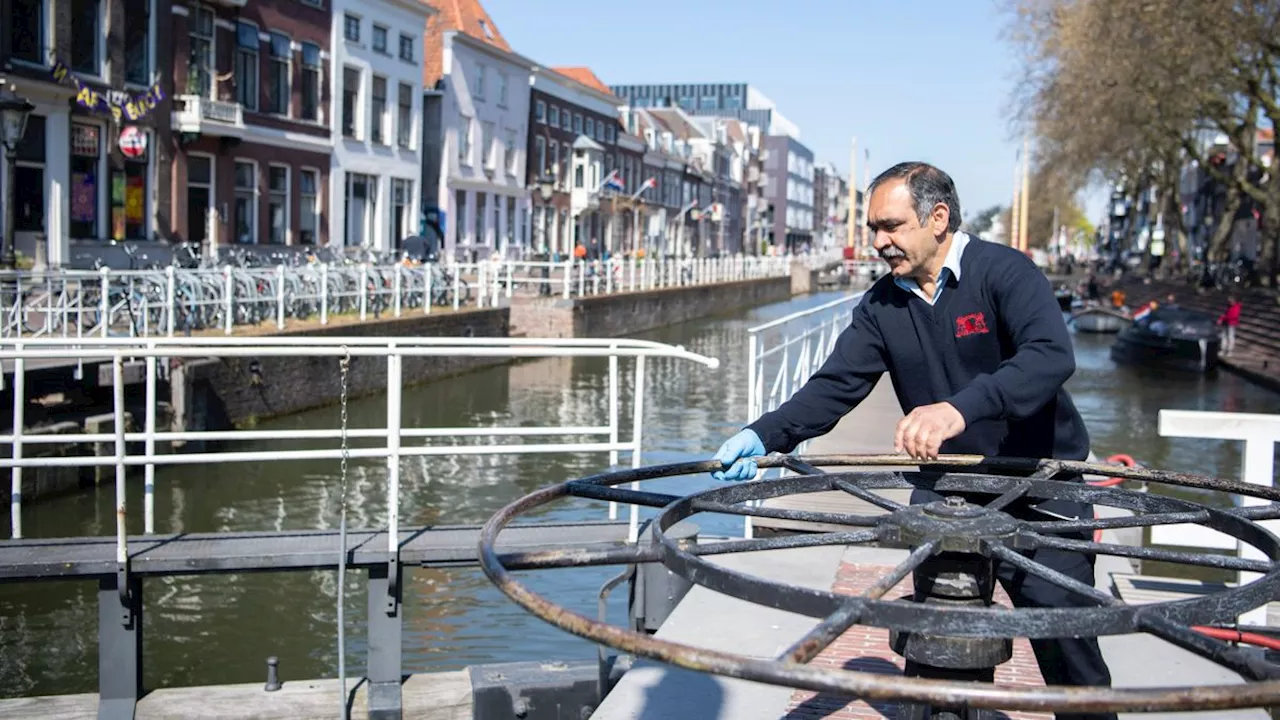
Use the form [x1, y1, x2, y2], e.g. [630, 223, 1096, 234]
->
[0, 520, 629, 579]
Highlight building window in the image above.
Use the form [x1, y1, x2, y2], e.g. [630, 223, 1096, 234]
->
[474, 64, 485, 100]
[8, 0, 43, 64]
[70, 0, 101, 75]
[299, 169, 319, 244]
[343, 13, 359, 42]
[370, 76, 387, 144]
[267, 32, 291, 115]
[534, 100, 545, 123]
[301, 43, 320, 121]
[392, 178, 412, 248]
[186, 154, 213, 246]
[504, 129, 516, 175]
[475, 193, 486, 245]
[234, 161, 257, 243]
[187, 6, 213, 97]
[497, 73, 507, 106]
[372, 24, 387, 53]
[574, 163, 584, 189]
[235, 22, 259, 110]
[398, 33, 413, 62]
[481, 121, 494, 167]
[344, 173, 375, 246]
[267, 165, 289, 244]
[458, 116, 472, 163]
[11, 115, 46, 233]
[70, 123, 101, 239]
[573, 114, 582, 134]
[110, 132, 149, 241]
[534, 135, 545, 176]
[342, 66, 360, 138]
[585, 118, 594, 138]
[548, 105, 559, 126]
[124, 0, 150, 85]
[397, 82, 412, 148]
[505, 196, 515, 248]
[454, 190, 467, 243]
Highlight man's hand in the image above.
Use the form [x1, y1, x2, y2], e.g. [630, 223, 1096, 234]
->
[895, 402, 966, 461]
[712, 429, 766, 481]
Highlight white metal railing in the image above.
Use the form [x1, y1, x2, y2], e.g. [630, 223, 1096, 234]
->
[0, 336, 720, 554]
[0, 255, 794, 339]
[1152, 410, 1280, 625]
[742, 291, 863, 537]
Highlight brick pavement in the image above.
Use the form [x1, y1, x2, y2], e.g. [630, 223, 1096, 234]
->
[782, 561, 1051, 720]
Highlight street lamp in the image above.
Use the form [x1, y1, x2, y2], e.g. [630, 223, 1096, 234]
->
[532, 173, 555, 254]
[0, 83, 34, 270]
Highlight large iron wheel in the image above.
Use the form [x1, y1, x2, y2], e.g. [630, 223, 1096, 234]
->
[477, 454, 1280, 715]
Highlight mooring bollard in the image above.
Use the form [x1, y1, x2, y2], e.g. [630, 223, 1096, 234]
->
[264, 656, 281, 692]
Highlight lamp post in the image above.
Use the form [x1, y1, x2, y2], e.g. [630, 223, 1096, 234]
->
[532, 174, 555, 254]
[0, 83, 34, 270]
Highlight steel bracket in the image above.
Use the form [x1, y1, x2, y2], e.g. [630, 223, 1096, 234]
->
[367, 560, 403, 720]
[98, 573, 142, 720]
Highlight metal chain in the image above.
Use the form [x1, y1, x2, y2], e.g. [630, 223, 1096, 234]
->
[336, 347, 351, 720]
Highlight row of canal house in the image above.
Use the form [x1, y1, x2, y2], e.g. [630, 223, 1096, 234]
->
[0, 0, 432, 267]
[1, 0, 767, 267]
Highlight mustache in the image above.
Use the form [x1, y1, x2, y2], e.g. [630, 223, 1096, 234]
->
[879, 246, 905, 260]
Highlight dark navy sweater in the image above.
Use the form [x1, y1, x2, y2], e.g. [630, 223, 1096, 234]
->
[748, 239, 1090, 462]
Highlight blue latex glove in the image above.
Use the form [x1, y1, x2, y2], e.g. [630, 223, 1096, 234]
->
[712, 429, 766, 481]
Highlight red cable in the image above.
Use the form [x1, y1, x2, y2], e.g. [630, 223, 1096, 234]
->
[1088, 454, 1138, 540]
[1192, 626, 1280, 651]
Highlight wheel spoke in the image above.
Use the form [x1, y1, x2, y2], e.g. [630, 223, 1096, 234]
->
[780, 456, 827, 476]
[567, 481, 882, 528]
[1028, 509, 1211, 534]
[779, 541, 938, 664]
[1028, 533, 1274, 574]
[1137, 613, 1280, 681]
[1028, 460, 1065, 480]
[987, 543, 1121, 606]
[986, 481, 1033, 511]
[834, 478, 906, 512]
[499, 529, 882, 571]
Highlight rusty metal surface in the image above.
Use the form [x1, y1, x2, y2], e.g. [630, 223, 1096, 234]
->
[476, 454, 1280, 713]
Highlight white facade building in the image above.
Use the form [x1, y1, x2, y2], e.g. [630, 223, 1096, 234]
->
[438, 31, 533, 260]
[329, 0, 433, 252]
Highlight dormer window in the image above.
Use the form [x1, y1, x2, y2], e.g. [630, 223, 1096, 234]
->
[478, 18, 494, 40]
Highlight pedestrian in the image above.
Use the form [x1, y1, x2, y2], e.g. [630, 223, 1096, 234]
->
[1218, 295, 1242, 356]
[713, 161, 1115, 720]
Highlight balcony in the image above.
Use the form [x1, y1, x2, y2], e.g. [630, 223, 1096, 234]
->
[172, 95, 245, 137]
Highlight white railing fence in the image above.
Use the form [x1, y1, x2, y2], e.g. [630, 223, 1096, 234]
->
[743, 291, 863, 537]
[0, 337, 720, 552]
[0, 255, 794, 339]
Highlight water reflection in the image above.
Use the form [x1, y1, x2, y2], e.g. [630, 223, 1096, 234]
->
[2, 292, 1278, 697]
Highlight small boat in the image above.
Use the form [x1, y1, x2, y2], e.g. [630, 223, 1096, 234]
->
[1109, 306, 1221, 373]
[1070, 306, 1129, 334]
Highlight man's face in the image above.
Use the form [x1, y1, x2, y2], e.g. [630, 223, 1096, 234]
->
[867, 179, 946, 279]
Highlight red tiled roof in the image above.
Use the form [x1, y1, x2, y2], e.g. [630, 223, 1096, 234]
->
[423, 0, 512, 87]
[550, 66, 615, 98]
[1259, 128, 1275, 142]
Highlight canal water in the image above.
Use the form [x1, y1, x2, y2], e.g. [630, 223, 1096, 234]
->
[2, 290, 1279, 697]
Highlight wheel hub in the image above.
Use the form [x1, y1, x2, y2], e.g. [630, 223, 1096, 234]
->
[880, 496, 1022, 553]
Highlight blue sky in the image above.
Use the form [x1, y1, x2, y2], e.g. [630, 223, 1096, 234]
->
[483, 0, 1084, 223]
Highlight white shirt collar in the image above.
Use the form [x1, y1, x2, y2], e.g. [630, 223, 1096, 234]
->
[894, 231, 971, 304]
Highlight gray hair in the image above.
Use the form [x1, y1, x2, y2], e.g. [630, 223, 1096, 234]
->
[868, 162, 962, 233]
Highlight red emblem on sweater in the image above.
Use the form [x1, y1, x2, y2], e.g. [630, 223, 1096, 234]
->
[955, 312, 989, 338]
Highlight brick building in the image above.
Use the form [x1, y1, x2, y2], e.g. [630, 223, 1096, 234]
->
[1, 0, 171, 266]
[170, 0, 334, 252]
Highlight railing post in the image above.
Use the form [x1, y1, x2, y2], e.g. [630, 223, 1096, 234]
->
[275, 265, 286, 330]
[9, 342, 23, 538]
[451, 261, 460, 311]
[223, 267, 234, 335]
[144, 346, 157, 535]
[607, 342, 619, 520]
[320, 265, 330, 325]
[369, 348, 404, 719]
[563, 259, 572, 299]
[393, 264, 403, 318]
[165, 266, 176, 337]
[628, 355, 646, 543]
[359, 263, 369, 320]
[423, 266, 432, 315]
[100, 267, 110, 338]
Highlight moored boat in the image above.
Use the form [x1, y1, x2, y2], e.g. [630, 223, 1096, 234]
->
[1070, 306, 1129, 334]
[1109, 306, 1221, 373]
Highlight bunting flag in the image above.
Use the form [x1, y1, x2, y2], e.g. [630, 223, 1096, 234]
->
[49, 56, 166, 124]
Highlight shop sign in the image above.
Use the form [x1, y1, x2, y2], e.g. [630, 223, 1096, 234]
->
[50, 57, 166, 123]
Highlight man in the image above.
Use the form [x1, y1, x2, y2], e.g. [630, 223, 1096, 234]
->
[713, 162, 1114, 720]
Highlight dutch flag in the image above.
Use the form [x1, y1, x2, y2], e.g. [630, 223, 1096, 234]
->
[603, 170, 625, 192]
[1133, 302, 1156, 322]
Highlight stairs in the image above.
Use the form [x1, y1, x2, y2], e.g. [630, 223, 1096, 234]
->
[1117, 278, 1280, 390]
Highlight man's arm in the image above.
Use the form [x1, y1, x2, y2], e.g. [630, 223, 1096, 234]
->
[747, 296, 888, 454]
[945, 253, 1076, 425]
